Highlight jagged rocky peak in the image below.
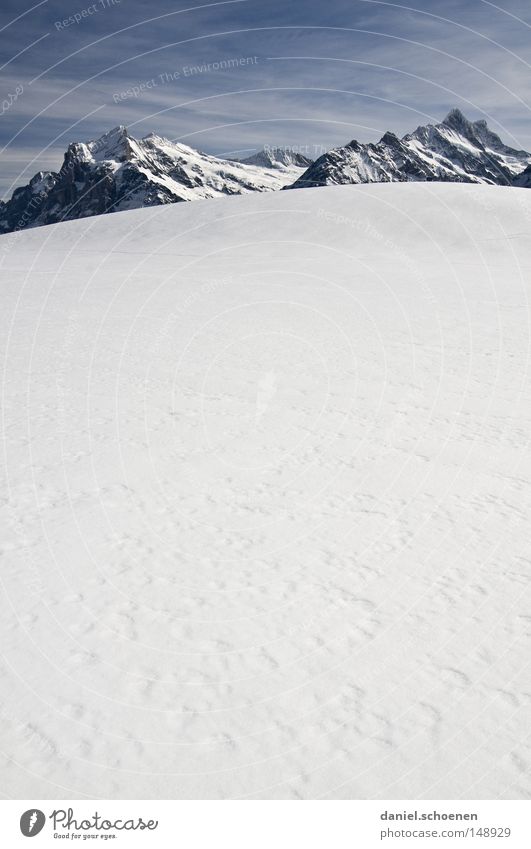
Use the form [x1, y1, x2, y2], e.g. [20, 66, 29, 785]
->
[63, 125, 137, 166]
[379, 130, 401, 146]
[442, 107, 472, 131]
[29, 171, 55, 191]
[440, 109, 525, 155]
[442, 108, 493, 141]
[89, 125, 135, 161]
[409, 109, 476, 143]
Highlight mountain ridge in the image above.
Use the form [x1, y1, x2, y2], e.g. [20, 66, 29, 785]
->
[0, 127, 307, 234]
[2, 110, 531, 234]
[289, 109, 531, 190]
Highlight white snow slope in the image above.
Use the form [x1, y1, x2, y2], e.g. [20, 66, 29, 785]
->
[1, 184, 530, 800]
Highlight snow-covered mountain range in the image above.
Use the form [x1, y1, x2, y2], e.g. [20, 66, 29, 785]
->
[0, 127, 308, 234]
[2, 109, 531, 234]
[289, 109, 531, 189]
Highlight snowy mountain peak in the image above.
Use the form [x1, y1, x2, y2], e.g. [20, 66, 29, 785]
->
[88, 125, 132, 160]
[142, 131, 167, 144]
[93, 124, 129, 144]
[439, 110, 510, 154]
[237, 147, 313, 169]
[63, 125, 135, 169]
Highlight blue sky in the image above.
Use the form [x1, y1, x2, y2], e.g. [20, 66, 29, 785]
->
[1, 0, 531, 196]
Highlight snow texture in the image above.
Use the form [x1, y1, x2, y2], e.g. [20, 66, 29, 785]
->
[1, 183, 530, 800]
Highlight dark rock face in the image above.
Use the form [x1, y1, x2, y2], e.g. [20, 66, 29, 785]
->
[288, 110, 531, 190]
[0, 172, 58, 233]
[513, 164, 531, 187]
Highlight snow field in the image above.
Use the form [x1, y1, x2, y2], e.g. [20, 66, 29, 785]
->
[1, 183, 530, 799]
